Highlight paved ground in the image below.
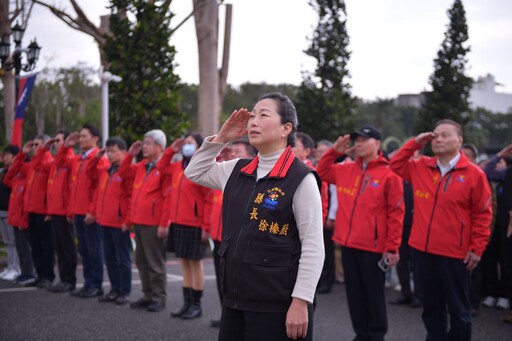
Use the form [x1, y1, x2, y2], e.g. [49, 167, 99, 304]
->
[1, 256, 511, 340]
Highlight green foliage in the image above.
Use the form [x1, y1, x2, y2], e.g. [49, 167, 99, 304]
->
[418, 0, 473, 135]
[295, 0, 355, 141]
[23, 65, 101, 140]
[355, 99, 420, 152]
[465, 107, 512, 153]
[105, 0, 187, 144]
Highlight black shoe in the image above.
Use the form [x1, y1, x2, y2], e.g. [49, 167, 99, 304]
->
[36, 278, 53, 289]
[147, 301, 166, 312]
[80, 288, 104, 299]
[171, 287, 192, 318]
[409, 297, 422, 308]
[115, 295, 130, 305]
[98, 291, 119, 303]
[210, 319, 221, 328]
[70, 287, 87, 297]
[316, 283, 332, 294]
[181, 303, 202, 319]
[130, 298, 153, 309]
[389, 295, 412, 305]
[48, 282, 75, 293]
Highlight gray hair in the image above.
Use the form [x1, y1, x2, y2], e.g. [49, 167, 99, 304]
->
[34, 134, 51, 143]
[144, 129, 167, 148]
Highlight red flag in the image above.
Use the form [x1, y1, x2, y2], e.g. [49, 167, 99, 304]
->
[11, 73, 38, 147]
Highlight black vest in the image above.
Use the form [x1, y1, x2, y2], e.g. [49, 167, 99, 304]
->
[497, 167, 512, 228]
[219, 152, 320, 312]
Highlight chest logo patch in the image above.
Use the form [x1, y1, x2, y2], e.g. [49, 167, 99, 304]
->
[263, 187, 285, 210]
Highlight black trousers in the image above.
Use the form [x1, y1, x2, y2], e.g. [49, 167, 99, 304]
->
[317, 228, 335, 290]
[51, 215, 77, 285]
[13, 227, 35, 277]
[415, 250, 471, 341]
[28, 213, 55, 281]
[218, 305, 313, 341]
[396, 225, 421, 299]
[213, 240, 223, 306]
[342, 246, 387, 341]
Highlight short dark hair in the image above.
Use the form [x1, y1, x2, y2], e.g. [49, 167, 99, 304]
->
[258, 92, 298, 147]
[55, 130, 70, 140]
[434, 119, 463, 137]
[106, 137, 127, 151]
[81, 123, 101, 139]
[296, 132, 315, 150]
[233, 140, 257, 157]
[185, 132, 204, 148]
[3, 144, 20, 156]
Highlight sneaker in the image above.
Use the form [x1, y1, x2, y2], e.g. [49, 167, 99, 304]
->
[48, 282, 75, 293]
[115, 295, 130, 305]
[496, 298, 510, 310]
[17, 275, 36, 286]
[36, 278, 53, 289]
[482, 296, 497, 307]
[0, 269, 8, 279]
[70, 287, 87, 297]
[147, 300, 165, 312]
[98, 291, 119, 303]
[2, 269, 21, 281]
[130, 298, 153, 309]
[80, 288, 104, 299]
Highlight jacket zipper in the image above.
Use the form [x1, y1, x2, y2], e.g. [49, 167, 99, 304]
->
[173, 174, 184, 221]
[133, 170, 151, 219]
[99, 174, 112, 221]
[425, 170, 454, 252]
[345, 173, 370, 245]
[374, 217, 378, 247]
[460, 220, 465, 246]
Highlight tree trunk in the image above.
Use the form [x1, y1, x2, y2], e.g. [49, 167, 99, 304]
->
[193, 0, 220, 136]
[0, 0, 14, 142]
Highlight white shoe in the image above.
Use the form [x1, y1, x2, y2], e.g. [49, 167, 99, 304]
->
[496, 297, 510, 310]
[2, 269, 20, 281]
[0, 269, 8, 279]
[394, 284, 402, 292]
[482, 296, 497, 307]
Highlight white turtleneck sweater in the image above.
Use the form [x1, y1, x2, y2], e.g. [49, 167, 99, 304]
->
[184, 136, 324, 304]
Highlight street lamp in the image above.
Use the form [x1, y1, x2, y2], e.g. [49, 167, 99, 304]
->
[0, 21, 41, 102]
[100, 67, 122, 146]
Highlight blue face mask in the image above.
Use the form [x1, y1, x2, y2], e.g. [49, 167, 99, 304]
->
[182, 143, 196, 158]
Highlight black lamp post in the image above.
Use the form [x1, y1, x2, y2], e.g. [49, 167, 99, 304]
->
[0, 21, 41, 105]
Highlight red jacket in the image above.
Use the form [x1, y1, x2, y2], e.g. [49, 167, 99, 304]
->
[317, 149, 404, 253]
[156, 148, 212, 230]
[390, 139, 492, 259]
[304, 159, 329, 224]
[119, 154, 171, 227]
[3, 164, 28, 228]
[57, 146, 107, 216]
[10, 149, 53, 215]
[87, 157, 133, 228]
[35, 147, 75, 216]
[208, 189, 223, 241]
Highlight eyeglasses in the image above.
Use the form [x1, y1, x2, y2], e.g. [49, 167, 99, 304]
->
[33, 143, 41, 147]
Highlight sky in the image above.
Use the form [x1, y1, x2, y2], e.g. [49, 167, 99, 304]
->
[22, 0, 512, 101]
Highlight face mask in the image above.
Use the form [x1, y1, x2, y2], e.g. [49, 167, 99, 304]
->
[182, 144, 196, 158]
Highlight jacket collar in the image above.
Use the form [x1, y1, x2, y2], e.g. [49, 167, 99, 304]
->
[425, 151, 469, 170]
[355, 151, 389, 169]
[241, 146, 296, 179]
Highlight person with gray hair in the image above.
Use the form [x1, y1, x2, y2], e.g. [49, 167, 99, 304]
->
[120, 129, 172, 313]
[145, 129, 167, 149]
[9, 135, 56, 288]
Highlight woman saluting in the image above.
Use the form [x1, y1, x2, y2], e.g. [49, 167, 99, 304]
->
[185, 93, 324, 341]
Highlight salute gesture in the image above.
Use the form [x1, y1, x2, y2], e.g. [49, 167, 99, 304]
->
[212, 108, 251, 143]
[64, 132, 80, 148]
[22, 141, 35, 154]
[42, 138, 57, 150]
[128, 141, 142, 156]
[332, 134, 353, 154]
[415, 132, 436, 146]
[497, 144, 512, 159]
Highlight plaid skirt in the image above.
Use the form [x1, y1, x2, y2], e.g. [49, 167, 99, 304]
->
[170, 223, 206, 260]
